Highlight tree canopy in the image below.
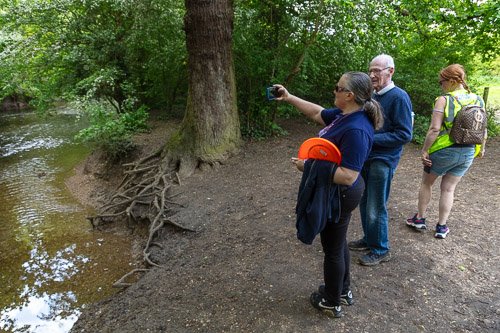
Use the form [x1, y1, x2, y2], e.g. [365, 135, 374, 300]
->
[1, 0, 498, 140]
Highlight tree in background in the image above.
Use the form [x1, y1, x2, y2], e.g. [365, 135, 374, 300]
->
[0, 0, 187, 113]
[162, 0, 241, 177]
[0, 0, 188, 157]
[1, 0, 498, 148]
[84, 0, 241, 263]
[382, 0, 500, 112]
[232, 0, 407, 138]
[379, 0, 500, 142]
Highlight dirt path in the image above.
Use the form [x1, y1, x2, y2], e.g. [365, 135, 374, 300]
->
[70, 117, 499, 332]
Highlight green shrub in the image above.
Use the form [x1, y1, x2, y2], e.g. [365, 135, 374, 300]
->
[486, 105, 500, 138]
[75, 105, 150, 160]
[241, 120, 288, 141]
[412, 114, 430, 145]
[120, 105, 150, 132]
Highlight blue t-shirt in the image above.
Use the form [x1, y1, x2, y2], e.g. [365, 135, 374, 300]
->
[320, 108, 374, 172]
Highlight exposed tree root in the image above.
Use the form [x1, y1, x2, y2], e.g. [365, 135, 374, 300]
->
[86, 150, 195, 276]
[112, 268, 150, 288]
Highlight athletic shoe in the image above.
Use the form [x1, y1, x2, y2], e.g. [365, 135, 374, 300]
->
[406, 213, 427, 230]
[435, 224, 450, 239]
[310, 293, 342, 318]
[358, 251, 391, 266]
[348, 239, 369, 251]
[341, 289, 354, 305]
[318, 285, 354, 306]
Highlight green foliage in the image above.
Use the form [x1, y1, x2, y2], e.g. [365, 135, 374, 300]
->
[486, 106, 500, 137]
[119, 105, 150, 132]
[75, 105, 150, 160]
[1, 0, 499, 147]
[473, 58, 500, 87]
[241, 121, 288, 141]
[474, 66, 500, 107]
[240, 104, 285, 140]
[233, 0, 388, 137]
[232, 0, 499, 138]
[486, 87, 500, 107]
[240, 104, 288, 140]
[384, 0, 497, 116]
[0, 0, 187, 112]
[412, 114, 431, 145]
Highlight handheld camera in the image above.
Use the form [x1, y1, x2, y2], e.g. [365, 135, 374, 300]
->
[267, 86, 281, 100]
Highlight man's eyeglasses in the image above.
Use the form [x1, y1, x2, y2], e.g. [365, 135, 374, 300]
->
[335, 85, 350, 93]
[368, 67, 391, 75]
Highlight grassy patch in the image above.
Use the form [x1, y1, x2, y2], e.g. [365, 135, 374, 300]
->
[475, 73, 500, 107]
[482, 86, 500, 107]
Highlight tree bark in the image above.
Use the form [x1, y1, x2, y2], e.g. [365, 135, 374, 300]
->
[163, 0, 241, 178]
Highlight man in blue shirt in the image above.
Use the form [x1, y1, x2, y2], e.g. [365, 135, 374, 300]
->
[348, 54, 413, 265]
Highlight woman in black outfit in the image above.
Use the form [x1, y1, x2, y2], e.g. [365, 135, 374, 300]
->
[274, 72, 383, 318]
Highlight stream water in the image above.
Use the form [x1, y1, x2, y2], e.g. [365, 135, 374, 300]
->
[0, 108, 133, 332]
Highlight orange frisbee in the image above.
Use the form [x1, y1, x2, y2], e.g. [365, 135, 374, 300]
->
[298, 137, 341, 164]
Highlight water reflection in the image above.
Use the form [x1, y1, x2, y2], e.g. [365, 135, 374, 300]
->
[1, 290, 80, 333]
[0, 109, 132, 332]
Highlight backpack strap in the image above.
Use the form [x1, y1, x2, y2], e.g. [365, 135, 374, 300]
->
[444, 93, 464, 108]
[441, 92, 481, 132]
[475, 95, 484, 108]
[442, 93, 460, 133]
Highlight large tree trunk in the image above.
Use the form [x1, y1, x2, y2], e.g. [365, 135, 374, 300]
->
[163, 0, 241, 178]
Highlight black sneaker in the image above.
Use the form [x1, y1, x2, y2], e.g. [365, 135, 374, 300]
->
[318, 285, 354, 306]
[435, 224, 450, 239]
[310, 293, 342, 318]
[348, 239, 369, 251]
[358, 251, 391, 266]
[341, 289, 354, 305]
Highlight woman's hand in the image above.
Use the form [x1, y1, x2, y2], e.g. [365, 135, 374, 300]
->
[291, 157, 304, 172]
[421, 151, 432, 167]
[272, 84, 325, 125]
[273, 84, 290, 102]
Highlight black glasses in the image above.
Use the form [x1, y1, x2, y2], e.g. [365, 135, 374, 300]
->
[368, 67, 391, 75]
[439, 79, 447, 85]
[335, 85, 350, 93]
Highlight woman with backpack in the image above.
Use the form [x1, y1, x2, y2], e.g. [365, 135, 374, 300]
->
[406, 64, 486, 239]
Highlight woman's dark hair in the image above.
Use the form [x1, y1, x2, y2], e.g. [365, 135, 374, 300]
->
[343, 72, 384, 130]
[440, 64, 471, 93]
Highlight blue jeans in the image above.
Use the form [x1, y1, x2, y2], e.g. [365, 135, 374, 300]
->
[359, 160, 395, 255]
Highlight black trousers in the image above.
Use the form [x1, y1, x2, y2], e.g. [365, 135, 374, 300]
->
[320, 176, 365, 305]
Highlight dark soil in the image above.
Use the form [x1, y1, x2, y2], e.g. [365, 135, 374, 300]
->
[68, 116, 500, 332]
